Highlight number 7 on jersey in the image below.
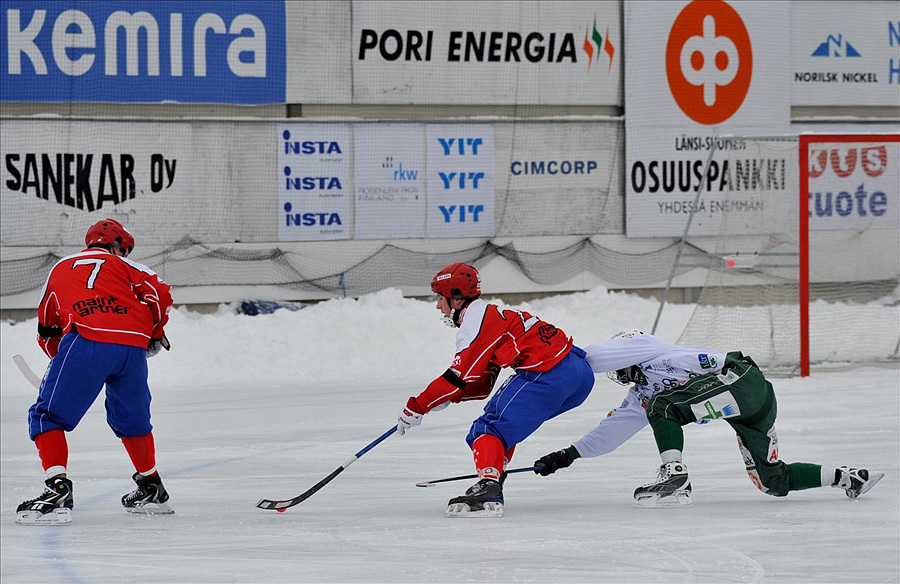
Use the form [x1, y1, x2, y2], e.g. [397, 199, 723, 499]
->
[72, 258, 106, 289]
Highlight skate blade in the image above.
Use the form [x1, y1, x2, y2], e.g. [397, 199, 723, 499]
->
[634, 492, 692, 508]
[15, 508, 72, 526]
[849, 472, 885, 498]
[125, 501, 174, 515]
[445, 502, 504, 518]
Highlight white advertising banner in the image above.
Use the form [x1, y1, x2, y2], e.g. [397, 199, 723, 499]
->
[351, 1, 621, 105]
[426, 125, 495, 238]
[625, 0, 791, 237]
[791, 2, 900, 106]
[499, 121, 623, 236]
[278, 124, 351, 241]
[808, 137, 900, 231]
[0, 120, 192, 245]
[354, 125, 426, 239]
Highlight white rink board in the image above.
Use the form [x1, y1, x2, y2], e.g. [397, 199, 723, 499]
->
[0, 118, 622, 247]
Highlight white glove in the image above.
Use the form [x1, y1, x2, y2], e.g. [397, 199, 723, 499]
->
[397, 398, 424, 436]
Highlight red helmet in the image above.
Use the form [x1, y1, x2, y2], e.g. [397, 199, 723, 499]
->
[431, 262, 481, 301]
[85, 218, 134, 256]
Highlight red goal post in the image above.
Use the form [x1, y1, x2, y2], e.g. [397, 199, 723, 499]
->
[799, 134, 900, 376]
[671, 132, 899, 376]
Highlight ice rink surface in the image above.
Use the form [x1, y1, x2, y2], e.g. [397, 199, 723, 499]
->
[1, 288, 898, 583]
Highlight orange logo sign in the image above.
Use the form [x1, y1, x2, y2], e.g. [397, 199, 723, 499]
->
[666, 1, 752, 125]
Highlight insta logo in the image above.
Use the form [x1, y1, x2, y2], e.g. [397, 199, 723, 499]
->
[666, 1, 752, 125]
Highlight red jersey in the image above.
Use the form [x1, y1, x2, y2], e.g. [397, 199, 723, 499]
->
[411, 298, 573, 412]
[37, 249, 173, 357]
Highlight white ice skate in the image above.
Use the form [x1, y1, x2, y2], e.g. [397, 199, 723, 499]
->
[634, 462, 693, 508]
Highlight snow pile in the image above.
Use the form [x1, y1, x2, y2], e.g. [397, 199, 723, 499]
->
[0, 287, 695, 393]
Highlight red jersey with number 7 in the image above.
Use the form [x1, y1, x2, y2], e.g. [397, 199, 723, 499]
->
[37, 249, 173, 357]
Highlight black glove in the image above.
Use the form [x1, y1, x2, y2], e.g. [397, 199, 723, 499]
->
[147, 335, 171, 358]
[534, 445, 581, 476]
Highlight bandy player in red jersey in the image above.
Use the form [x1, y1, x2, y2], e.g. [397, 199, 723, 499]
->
[396, 263, 595, 517]
[16, 218, 175, 525]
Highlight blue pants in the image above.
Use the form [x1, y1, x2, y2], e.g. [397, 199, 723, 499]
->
[466, 346, 595, 450]
[28, 332, 153, 440]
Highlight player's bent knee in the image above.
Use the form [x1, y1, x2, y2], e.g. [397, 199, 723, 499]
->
[746, 470, 788, 496]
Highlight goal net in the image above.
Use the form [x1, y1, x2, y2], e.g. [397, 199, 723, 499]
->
[676, 134, 899, 376]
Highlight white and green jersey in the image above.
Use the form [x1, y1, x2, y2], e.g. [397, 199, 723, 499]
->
[573, 334, 728, 458]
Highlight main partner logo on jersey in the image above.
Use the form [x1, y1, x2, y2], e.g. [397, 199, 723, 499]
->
[698, 353, 718, 369]
[72, 295, 130, 317]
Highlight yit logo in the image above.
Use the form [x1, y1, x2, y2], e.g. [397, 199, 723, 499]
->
[436, 136, 486, 190]
[438, 205, 484, 223]
[582, 16, 614, 72]
[808, 146, 887, 178]
[666, 1, 752, 125]
[438, 172, 484, 189]
[283, 202, 342, 227]
[382, 156, 418, 181]
[811, 34, 861, 57]
[438, 137, 482, 156]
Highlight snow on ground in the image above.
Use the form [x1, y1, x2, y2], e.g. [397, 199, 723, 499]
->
[1, 288, 898, 583]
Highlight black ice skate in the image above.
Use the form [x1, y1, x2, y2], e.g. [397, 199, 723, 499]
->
[446, 478, 504, 518]
[16, 475, 74, 525]
[122, 472, 174, 514]
[634, 462, 693, 508]
[833, 466, 884, 499]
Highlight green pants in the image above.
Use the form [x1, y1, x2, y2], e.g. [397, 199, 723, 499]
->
[646, 353, 821, 497]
